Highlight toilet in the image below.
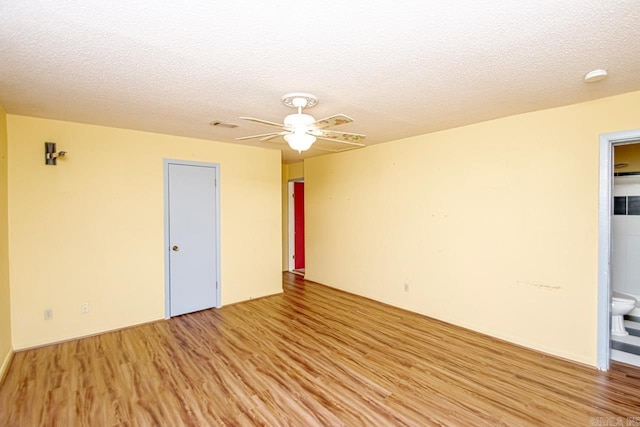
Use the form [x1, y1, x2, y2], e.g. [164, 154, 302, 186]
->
[611, 292, 637, 336]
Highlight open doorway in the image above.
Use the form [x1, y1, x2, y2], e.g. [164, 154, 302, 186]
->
[598, 129, 640, 370]
[288, 179, 305, 275]
[609, 143, 640, 366]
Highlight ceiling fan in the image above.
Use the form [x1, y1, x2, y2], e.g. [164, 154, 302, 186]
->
[236, 93, 366, 153]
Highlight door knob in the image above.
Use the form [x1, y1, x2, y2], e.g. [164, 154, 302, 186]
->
[172, 245, 179, 252]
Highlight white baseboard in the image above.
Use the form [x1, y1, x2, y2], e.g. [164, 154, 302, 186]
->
[0, 348, 14, 385]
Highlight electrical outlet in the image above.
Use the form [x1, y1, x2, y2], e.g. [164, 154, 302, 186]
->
[44, 308, 53, 320]
[404, 283, 409, 292]
[80, 303, 89, 314]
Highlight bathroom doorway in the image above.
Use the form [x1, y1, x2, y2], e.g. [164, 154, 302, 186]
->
[598, 129, 640, 369]
[609, 143, 640, 366]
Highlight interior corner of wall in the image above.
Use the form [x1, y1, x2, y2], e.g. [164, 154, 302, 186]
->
[0, 346, 14, 386]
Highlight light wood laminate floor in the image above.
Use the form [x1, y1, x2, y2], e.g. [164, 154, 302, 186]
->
[1, 273, 640, 426]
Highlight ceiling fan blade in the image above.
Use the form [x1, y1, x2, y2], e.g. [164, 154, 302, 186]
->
[316, 135, 366, 147]
[239, 117, 285, 129]
[310, 114, 353, 129]
[235, 131, 281, 141]
[260, 132, 287, 142]
[314, 130, 366, 143]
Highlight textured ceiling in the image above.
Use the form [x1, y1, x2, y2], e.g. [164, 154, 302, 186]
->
[1, 1, 640, 163]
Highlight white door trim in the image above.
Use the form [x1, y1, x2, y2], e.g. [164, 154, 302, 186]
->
[163, 158, 221, 319]
[288, 178, 303, 271]
[597, 128, 640, 370]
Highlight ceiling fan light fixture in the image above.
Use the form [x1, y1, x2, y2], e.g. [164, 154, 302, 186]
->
[284, 132, 316, 153]
[283, 112, 316, 152]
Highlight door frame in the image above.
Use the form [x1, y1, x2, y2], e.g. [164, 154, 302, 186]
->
[288, 178, 304, 271]
[597, 128, 640, 369]
[163, 159, 221, 319]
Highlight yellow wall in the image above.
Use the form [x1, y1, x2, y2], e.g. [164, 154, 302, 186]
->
[305, 91, 640, 366]
[281, 162, 304, 270]
[7, 115, 282, 350]
[288, 162, 304, 180]
[281, 165, 289, 270]
[0, 105, 12, 379]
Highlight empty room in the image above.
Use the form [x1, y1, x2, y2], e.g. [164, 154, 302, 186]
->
[2, 1, 640, 425]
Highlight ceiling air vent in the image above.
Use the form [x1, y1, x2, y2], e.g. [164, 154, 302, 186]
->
[209, 121, 239, 129]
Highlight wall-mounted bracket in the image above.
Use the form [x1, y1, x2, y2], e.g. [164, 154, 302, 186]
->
[45, 142, 66, 165]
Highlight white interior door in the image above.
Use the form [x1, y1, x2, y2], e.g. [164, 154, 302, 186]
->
[167, 162, 219, 316]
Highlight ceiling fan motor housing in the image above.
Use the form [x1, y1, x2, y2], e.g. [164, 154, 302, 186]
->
[284, 113, 315, 131]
